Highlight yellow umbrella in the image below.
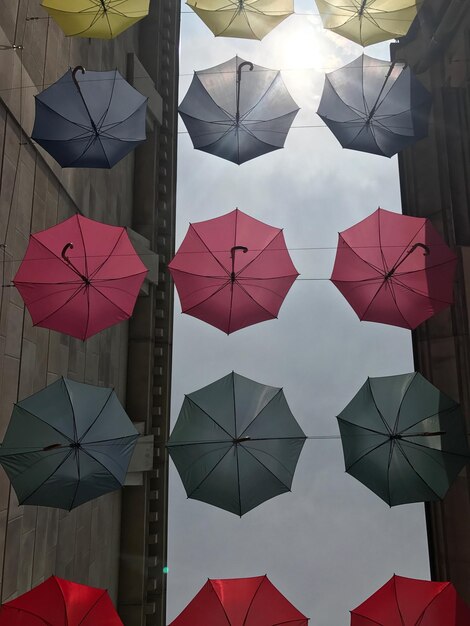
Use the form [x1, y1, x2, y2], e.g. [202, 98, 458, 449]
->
[314, 0, 421, 47]
[41, 0, 150, 39]
[186, 0, 294, 40]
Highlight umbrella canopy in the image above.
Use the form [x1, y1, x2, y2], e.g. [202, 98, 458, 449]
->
[41, 0, 150, 39]
[167, 372, 306, 516]
[32, 66, 147, 168]
[14, 214, 148, 340]
[169, 209, 299, 334]
[337, 372, 469, 506]
[0, 377, 139, 510]
[317, 54, 432, 157]
[186, 0, 294, 40]
[314, 0, 421, 47]
[179, 56, 299, 164]
[170, 575, 309, 625]
[0, 575, 123, 625]
[330, 208, 457, 329]
[351, 575, 470, 626]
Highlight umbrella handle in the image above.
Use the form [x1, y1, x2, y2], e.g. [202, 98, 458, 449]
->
[385, 242, 431, 279]
[72, 65, 86, 90]
[230, 245, 248, 282]
[409, 243, 430, 256]
[236, 61, 254, 124]
[61, 242, 74, 263]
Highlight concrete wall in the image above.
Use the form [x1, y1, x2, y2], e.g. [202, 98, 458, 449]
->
[393, 0, 470, 603]
[0, 0, 179, 622]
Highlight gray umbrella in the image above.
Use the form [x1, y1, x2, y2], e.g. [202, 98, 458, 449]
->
[338, 373, 469, 506]
[0, 378, 139, 510]
[317, 54, 432, 157]
[167, 372, 306, 516]
[179, 56, 300, 164]
[32, 66, 147, 168]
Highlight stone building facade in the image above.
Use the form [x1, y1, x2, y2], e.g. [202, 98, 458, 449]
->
[393, 0, 470, 604]
[0, 1, 179, 625]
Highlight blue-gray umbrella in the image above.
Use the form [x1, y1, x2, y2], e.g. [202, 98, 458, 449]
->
[0, 378, 139, 510]
[179, 56, 300, 165]
[167, 372, 306, 516]
[317, 54, 432, 157]
[32, 66, 147, 168]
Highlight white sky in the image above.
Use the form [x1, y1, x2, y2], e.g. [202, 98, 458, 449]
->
[167, 2, 430, 624]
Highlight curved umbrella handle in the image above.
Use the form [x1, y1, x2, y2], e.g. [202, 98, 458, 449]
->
[72, 65, 85, 90]
[230, 245, 248, 282]
[61, 242, 74, 264]
[409, 243, 430, 256]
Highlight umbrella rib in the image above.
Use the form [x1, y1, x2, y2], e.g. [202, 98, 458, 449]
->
[384, 279, 413, 329]
[78, 447, 123, 485]
[190, 225, 231, 277]
[32, 284, 87, 332]
[337, 236, 385, 275]
[367, 379, 393, 435]
[186, 397, 235, 439]
[78, 388, 115, 444]
[27, 235, 86, 281]
[396, 437, 469, 460]
[235, 230, 283, 279]
[393, 441, 443, 500]
[336, 417, 388, 436]
[19, 449, 75, 506]
[185, 446, 234, 499]
[399, 403, 459, 436]
[243, 441, 301, 478]
[239, 389, 282, 438]
[350, 611, 383, 626]
[242, 445, 293, 491]
[69, 449, 81, 510]
[344, 439, 390, 473]
[415, 583, 451, 626]
[227, 211, 239, 335]
[181, 280, 232, 316]
[34, 99, 95, 134]
[169, 444, 233, 477]
[390, 274, 455, 306]
[242, 575, 268, 626]
[392, 257, 456, 277]
[12, 405, 75, 444]
[85, 434, 138, 445]
[88, 228, 126, 279]
[63, 379, 79, 443]
[77, 590, 109, 626]
[208, 580, 232, 626]
[393, 373, 417, 434]
[235, 441, 242, 515]
[240, 72, 281, 121]
[0, 605, 55, 625]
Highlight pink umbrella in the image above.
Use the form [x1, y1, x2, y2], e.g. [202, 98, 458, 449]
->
[14, 214, 148, 340]
[331, 208, 457, 329]
[169, 209, 299, 334]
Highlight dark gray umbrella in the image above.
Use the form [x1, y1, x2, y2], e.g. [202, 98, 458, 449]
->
[0, 378, 139, 510]
[317, 54, 432, 157]
[32, 66, 147, 168]
[338, 373, 469, 506]
[179, 56, 300, 164]
[167, 372, 306, 515]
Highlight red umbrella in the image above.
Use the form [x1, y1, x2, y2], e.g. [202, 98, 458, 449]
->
[0, 575, 123, 625]
[170, 575, 309, 626]
[14, 214, 148, 340]
[351, 575, 470, 626]
[331, 208, 457, 329]
[168, 209, 299, 334]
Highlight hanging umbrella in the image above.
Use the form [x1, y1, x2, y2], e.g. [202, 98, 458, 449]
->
[317, 54, 432, 157]
[0, 575, 123, 624]
[179, 56, 300, 164]
[337, 372, 469, 506]
[314, 0, 421, 47]
[332, 207, 457, 329]
[0, 377, 139, 510]
[330, 208, 457, 329]
[168, 208, 299, 334]
[41, 0, 150, 39]
[170, 575, 309, 625]
[13, 214, 148, 340]
[351, 575, 470, 626]
[32, 66, 147, 168]
[186, 0, 294, 40]
[167, 372, 306, 516]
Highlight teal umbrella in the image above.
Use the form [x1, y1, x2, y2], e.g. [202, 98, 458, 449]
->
[338, 373, 469, 506]
[167, 372, 306, 516]
[0, 378, 139, 510]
